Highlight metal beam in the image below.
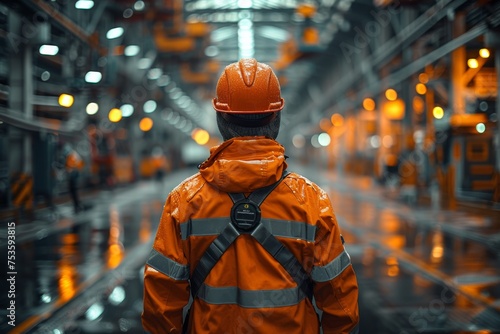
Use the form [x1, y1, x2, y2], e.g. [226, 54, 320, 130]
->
[87, 0, 110, 35]
[353, 21, 490, 108]
[323, 0, 470, 111]
[20, 0, 99, 49]
[0, 107, 84, 136]
[285, 0, 477, 130]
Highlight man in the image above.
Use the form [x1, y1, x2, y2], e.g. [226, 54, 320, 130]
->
[64, 144, 84, 213]
[142, 58, 359, 333]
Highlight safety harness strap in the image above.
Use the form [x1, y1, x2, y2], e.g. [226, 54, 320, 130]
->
[243, 170, 290, 205]
[190, 222, 240, 298]
[250, 223, 313, 300]
[190, 170, 312, 302]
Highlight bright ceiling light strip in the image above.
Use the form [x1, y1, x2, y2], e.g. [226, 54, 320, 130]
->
[238, 0, 253, 8]
[238, 18, 254, 59]
[124, 45, 140, 56]
[211, 27, 237, 42]
[257, 26, 289, 42]
[39, 45, 59, 55]
[75, 0, 94, 9]
[106, 27, 124, 39]
[85, 71, 102, 83]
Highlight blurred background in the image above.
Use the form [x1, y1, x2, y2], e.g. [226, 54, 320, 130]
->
[0, 0, 499, 333]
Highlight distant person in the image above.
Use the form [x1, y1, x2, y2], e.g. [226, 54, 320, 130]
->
[64, 144, 84, 213]
[142, 58, 359, 333]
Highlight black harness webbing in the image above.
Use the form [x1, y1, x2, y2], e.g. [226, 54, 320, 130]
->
[190, 170, 313, 303]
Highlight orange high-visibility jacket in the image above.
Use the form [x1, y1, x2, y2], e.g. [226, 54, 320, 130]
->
[142, 137, 359, 334]
[65, 150, 84, 171]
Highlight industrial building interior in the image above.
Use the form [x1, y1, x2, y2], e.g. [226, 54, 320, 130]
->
[0, 0, 500, 333]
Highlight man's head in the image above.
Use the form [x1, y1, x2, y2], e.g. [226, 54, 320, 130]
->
[213, 58, 284, 141]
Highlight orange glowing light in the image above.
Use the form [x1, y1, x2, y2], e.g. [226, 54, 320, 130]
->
[192, 128, 210, 145]
[385, 88, 398, 101]
[109, 108, 122, 123]
[382, 99, 405, 120]
[415, 83, 427, 95]
[58, 94, 74, 107]
[387, 266, 400, 277]
[330, 113, 344, 127]
[362, 98, 376, 111]
[58, 270, 77, 300]
[467, 58, 479, 69]
[107, 243, 124, 268]
[433, 106, 444, 119]
[418, 73, 429, 84]
[413, 96, 424, 114]
[139, 117, 154, 132]
[479, 48, 490, 58]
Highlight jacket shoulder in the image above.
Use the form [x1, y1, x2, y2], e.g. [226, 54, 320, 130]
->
[283, 172, 326, 204]
[171, 172, 206, 202]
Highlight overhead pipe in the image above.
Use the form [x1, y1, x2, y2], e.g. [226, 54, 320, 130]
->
[288, 0, 473, 128]
[0, 107, 84, 136]
[21, 0, 101, 50]
[324, 0, 470, 110]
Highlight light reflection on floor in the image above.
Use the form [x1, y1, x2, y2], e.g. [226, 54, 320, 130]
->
[1, 166, 499, 333]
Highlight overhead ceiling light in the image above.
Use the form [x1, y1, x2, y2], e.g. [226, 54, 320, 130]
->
[123, 8, 133, 18]
[178, 95, 190, 108]
[86, 102, 99, 115]
[238, 19, 254, 59]
[238, 0, 253, 8]
[211, 27, 237, 42]
[108, 286, 126, 306]
[120, 104, 134, 117]
[258, 26, 289, 42]
[39, 45, 59, 56]
[106, 27, 124, 39]
[476, 123, 486, 133]
[238, 18, 253, 29]
[41, 71, 50, 81]
[147, 68, 163, 80]
[134, 0, 145, 11]
[124, 45, 140, 56]
[75, 0, 94, 9]
[58, 94, 74, 108]
[137, 58, 152, 69]
[318, 133, 331, 147]
[143, 100, 157, 113]
[85, 71, 102, 83]
[157, 75, 170, 87]
[204, 45, 219, 57]
[85, 303, 104, 321]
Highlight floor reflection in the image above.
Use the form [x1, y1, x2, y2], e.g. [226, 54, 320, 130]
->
[1, 167, 499, 333]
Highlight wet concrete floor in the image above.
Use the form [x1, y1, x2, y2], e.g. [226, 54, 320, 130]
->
[1, 164, 499, 333]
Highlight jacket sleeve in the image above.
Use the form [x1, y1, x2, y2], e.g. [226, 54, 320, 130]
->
[142, 192, 190, 334]
[311, 188, 359, 334]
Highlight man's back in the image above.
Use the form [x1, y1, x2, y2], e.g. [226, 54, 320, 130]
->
[143, 58, 358, 334]
[142, 137, 359, 333]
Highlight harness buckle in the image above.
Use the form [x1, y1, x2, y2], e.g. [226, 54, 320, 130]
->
[230, 199, 261, 232]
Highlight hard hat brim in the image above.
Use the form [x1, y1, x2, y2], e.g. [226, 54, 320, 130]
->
[212, 98, 285, 114]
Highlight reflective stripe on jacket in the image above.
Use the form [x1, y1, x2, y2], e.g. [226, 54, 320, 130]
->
[142, 136, 359, 334]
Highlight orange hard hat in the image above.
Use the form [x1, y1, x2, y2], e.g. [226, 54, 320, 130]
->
[213, 58, 285, 114]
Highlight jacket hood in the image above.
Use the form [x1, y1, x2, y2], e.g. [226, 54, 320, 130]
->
[199, 136, 287, 193]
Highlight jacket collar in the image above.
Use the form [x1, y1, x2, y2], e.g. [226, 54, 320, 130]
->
[199, 136, 288, 193]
